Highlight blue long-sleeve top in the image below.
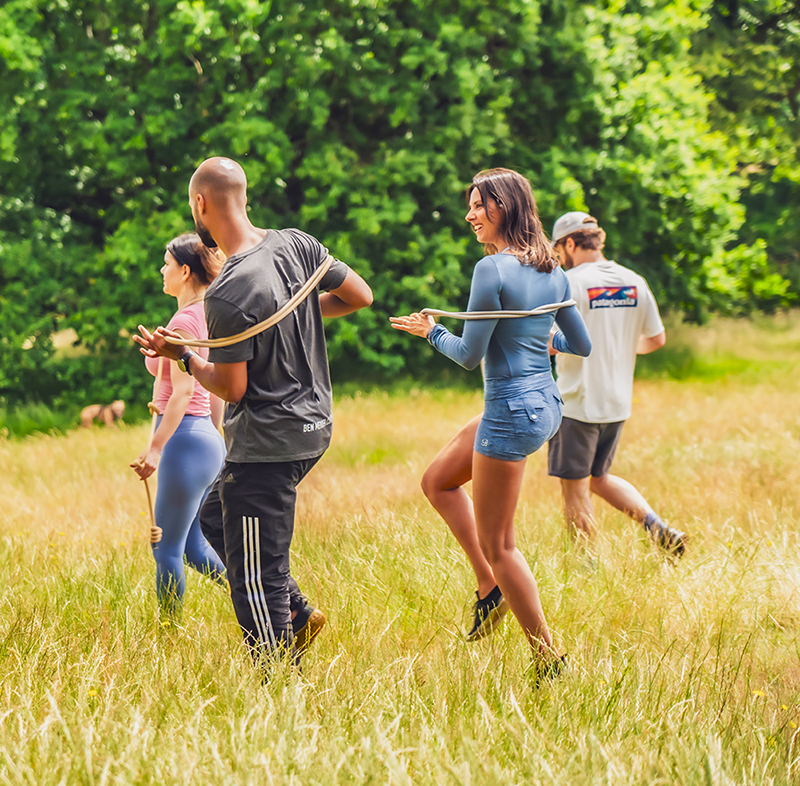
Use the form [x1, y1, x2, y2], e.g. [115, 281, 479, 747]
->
[427, 252, 592, 381]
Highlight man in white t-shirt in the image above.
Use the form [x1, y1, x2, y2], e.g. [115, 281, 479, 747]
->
[547, 212, 687, 555]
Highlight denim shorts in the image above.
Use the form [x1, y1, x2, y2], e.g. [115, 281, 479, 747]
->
[474, 372, 563, 461]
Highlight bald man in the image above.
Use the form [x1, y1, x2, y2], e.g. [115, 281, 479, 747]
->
[136, 157, 373, 668]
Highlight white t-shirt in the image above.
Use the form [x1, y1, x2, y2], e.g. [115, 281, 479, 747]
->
[555, 260, 664, 423]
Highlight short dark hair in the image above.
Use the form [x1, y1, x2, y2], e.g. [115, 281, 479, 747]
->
[556, 225, 606, 251]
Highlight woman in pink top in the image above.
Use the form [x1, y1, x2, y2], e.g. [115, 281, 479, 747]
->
[131, 233, 227, 618]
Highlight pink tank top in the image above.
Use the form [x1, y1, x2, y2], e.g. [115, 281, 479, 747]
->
[144, 301, 211, 417]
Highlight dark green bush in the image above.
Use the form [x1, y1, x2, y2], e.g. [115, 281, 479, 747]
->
[0, 0, 796, 409]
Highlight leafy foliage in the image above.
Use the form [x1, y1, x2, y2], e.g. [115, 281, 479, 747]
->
[0, 0, 795, 407]
[692, 0, 800, 296]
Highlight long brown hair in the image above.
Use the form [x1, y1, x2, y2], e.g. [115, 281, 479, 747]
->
[166, 233, 224, 286]
[468, 168, 557, 273]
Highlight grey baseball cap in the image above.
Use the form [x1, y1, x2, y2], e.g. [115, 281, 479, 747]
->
[551, 211, 599, 246]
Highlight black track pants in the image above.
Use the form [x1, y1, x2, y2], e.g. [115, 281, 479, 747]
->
[199, 457, 320, 659]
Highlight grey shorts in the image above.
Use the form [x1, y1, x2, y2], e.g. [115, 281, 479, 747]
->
[547, 417, 626, 479]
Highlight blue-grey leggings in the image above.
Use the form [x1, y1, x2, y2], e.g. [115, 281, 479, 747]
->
[152, 414, 226, 610]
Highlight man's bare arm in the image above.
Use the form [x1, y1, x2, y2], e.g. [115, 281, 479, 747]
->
[319, 269, 373, 317]
[183, 354, 248, 403]
[637, 330, 666, 355]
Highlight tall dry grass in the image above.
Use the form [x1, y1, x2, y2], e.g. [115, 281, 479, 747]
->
[1, 315, 799, 784]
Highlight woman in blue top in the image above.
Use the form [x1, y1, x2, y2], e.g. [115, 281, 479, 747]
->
[391, 168, 591, 677]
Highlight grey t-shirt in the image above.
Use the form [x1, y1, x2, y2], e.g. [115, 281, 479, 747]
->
[204, 228, 349, 463]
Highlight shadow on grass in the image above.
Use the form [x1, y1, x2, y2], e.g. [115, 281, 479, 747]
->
[0, 403, 78, 439]
[634, 344, 776, 382]
[0, 402, 154, 439]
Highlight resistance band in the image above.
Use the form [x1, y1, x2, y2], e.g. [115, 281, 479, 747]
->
[420, 299, 576, 320]
[134, 256, 334, 543]
[163, 254, 335, 349]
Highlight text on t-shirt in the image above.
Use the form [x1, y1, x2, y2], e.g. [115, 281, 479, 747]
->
[588, 286, 638, 309]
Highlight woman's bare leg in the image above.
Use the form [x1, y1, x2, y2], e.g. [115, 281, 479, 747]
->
[421, 415, 497, 597]
[472, 451, 556, 660]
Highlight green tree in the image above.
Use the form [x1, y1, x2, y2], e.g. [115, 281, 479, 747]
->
[692, 0, 800, 296]
[0, 0, 793, 410]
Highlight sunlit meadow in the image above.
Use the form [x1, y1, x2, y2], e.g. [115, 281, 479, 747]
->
[2, 314, 800, 785]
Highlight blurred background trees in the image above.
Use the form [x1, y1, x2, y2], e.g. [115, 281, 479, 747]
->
[693, 0, 800, 294]
[1, 0, 797, 410]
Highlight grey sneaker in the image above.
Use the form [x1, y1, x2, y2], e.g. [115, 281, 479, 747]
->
[466, 585, 509, 641]
[650, 522, 688, 557]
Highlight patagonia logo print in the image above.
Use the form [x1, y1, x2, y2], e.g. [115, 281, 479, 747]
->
[588, 286, 638, 309]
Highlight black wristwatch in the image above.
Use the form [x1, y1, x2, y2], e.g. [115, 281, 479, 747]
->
[177, 350, 197, 376]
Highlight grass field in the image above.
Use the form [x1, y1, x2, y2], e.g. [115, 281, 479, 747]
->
[2, 315, 800, 784]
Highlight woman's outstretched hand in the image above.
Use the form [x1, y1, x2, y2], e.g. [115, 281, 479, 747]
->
[389, 313, 436, 339]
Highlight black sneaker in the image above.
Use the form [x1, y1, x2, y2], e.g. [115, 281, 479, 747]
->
[466, 585, 509, 642]
[532, 654, 567, 689]
[293, 604, 327, 656]
[650, 522, 688, 557]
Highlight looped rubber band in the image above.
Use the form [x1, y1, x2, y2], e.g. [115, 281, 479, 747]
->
[140, 256, 333, 542]
[420, 299, 576, 320]
[163, 255, 335, 349]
